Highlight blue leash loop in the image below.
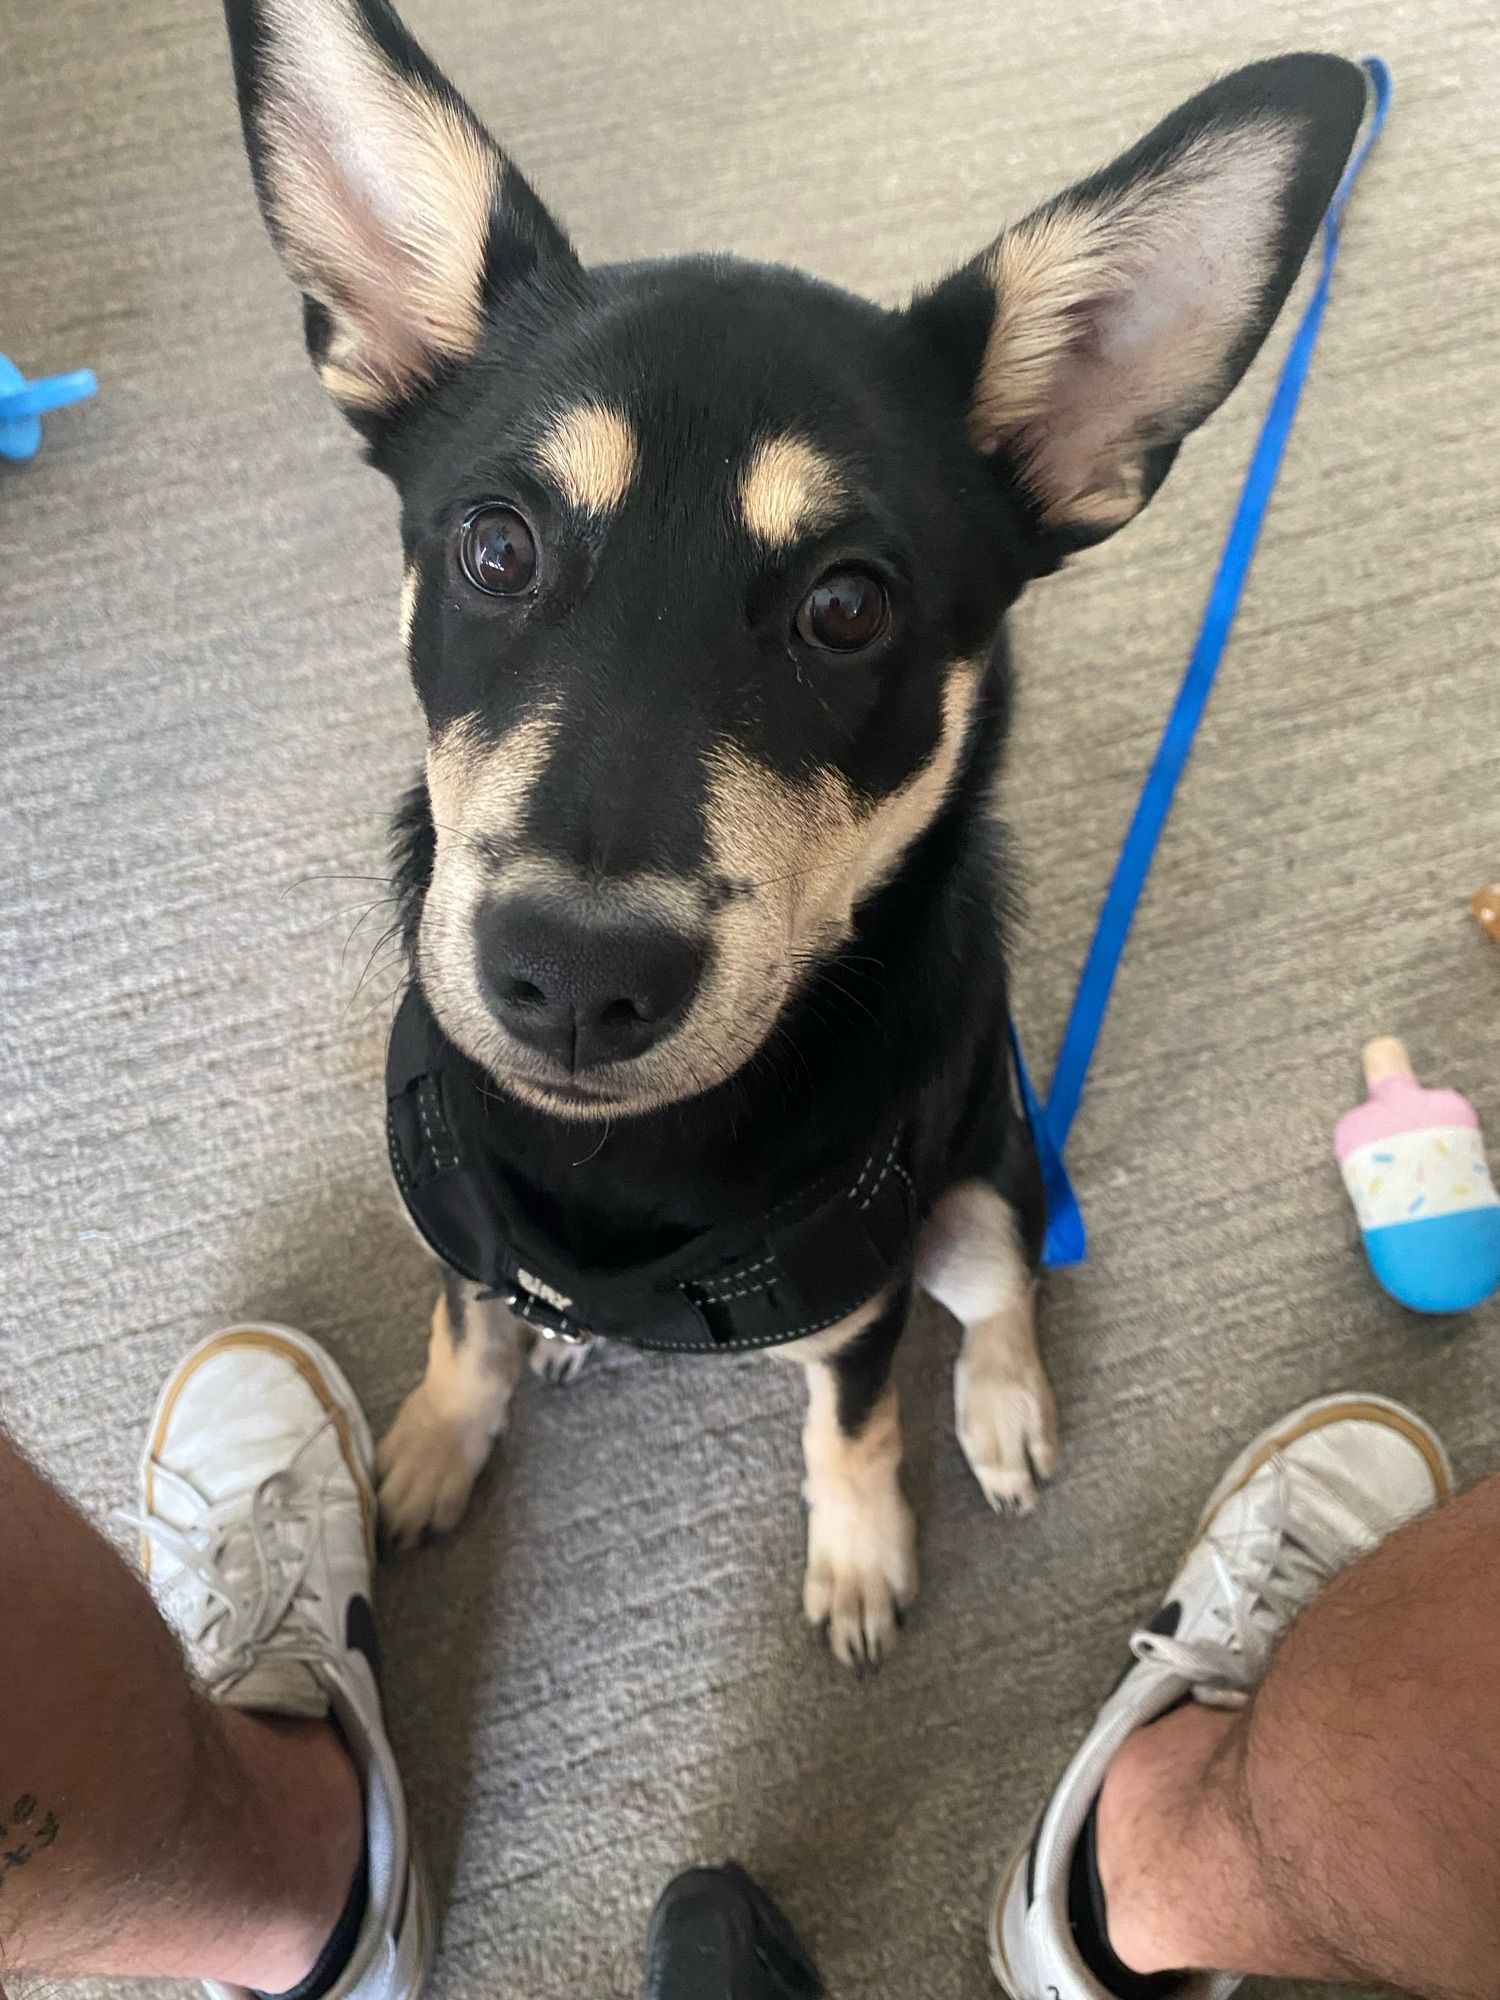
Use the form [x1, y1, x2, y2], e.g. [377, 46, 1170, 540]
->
[1016, 55, 1392, 1270]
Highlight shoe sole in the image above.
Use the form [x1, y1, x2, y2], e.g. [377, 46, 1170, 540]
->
[985, 1392, 1451, 1995]
[986, 1817, 1033, 1995]
[407, 1850, 438, 1997]
[140, 1321, 378, 1573]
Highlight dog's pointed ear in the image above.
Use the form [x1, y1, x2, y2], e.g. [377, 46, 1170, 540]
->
[913, 55, 1367, 558]
[223, 0, 576, 434]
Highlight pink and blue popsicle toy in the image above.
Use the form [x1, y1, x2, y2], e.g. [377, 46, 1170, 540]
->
[1336, 1037, 1500, 1315]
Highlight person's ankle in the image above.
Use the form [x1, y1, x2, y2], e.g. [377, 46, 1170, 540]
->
[220, 1712, 365, 1991]
[1094, 1705, 1240, 1977]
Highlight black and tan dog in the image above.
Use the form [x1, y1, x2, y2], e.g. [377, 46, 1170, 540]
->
[224, 0, 1363, 1669]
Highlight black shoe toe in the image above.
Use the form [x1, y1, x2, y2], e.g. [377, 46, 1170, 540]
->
[641, 1863, 824, 2000]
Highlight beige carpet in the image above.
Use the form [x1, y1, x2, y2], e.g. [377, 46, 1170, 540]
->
[4, 0, 1499, 1994]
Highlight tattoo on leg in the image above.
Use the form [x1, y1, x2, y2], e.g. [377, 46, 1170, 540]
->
[0, 1795, 62, 1888]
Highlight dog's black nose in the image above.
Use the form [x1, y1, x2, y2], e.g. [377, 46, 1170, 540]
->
[478, 896, 702, 1070]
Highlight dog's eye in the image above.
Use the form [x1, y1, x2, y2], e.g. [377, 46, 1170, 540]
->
[795, 568, 888, 652]
[459, 505, 539, 596]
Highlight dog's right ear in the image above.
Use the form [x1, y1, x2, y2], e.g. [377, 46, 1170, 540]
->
[224, 0, 576, 437]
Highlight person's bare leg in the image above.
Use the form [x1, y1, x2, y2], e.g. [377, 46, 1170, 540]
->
[1098, 1470, 1500, 2000]
[990, 1394, 1453, 2000]
[0, 1431, 361, 1987]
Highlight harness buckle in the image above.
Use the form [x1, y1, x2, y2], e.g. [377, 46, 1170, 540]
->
[500, 1283, 590, 1345]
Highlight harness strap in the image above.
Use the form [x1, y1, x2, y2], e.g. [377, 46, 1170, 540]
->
[387, 990, 917, 1354]
[1017, 56, 1392, 1270]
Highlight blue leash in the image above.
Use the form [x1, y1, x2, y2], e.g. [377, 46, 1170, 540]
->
[1015, 55, 1392, 1270]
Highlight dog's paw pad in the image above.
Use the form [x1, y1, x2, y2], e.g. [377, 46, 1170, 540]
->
[956, 1362, 1059, 1518]
[375, 1386, 496, 1551]
[803, 1495, 917, 1674]
[528, 1335, 599, 1386]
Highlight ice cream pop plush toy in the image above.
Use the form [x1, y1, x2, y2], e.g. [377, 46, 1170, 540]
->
[1335, 1038, 1500, 1314]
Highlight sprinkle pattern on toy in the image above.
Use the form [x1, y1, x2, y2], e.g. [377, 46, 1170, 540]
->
[1342, 1125, 1494, 1232]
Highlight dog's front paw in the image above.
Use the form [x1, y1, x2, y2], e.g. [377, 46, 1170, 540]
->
[803, 1486, 917, 1674]
[375, 1385, 498, 1550]
[955, 1315, 1059, 1517]
[527, 1333, 599, 1385]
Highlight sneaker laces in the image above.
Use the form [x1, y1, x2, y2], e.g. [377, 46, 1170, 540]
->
[1128, 1458, 1356, 1709]
[118, 1416, 345, 1698]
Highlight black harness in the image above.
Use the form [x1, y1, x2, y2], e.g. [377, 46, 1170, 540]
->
[386, 988, 917, 1354]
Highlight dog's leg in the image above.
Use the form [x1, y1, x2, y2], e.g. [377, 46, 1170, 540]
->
[376, 1269, 527, 1549]
[528, 1331, 600, 1386]
[778, 1290, 916, 1672]
[918, 1180, 1058, 1515]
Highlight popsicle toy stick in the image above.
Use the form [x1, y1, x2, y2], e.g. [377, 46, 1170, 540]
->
[1362, 1036, 1415, 1088]
[1472, 884, 1500, 946]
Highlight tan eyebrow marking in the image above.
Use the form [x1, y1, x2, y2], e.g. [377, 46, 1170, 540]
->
[535, 401, 639, 514]
[738, 435, 849, 547]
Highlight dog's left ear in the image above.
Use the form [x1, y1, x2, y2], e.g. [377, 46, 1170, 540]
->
[914, 55, 1367, 558]
[223, 0, 577, 437]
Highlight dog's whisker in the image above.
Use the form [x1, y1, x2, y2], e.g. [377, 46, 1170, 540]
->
[812, 967, 883, 1035]
[348, 919, 408, 1003]
[341, 968, 411, 1028]
[281, 871, 395, 898]
[339, 901, 402, 969]
[735, 858, 842, 896]
[287, 895, 400, 943]
[570, 1118, 612, 1167]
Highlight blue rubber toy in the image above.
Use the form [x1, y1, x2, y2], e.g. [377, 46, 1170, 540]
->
[0, 353, 96, 462]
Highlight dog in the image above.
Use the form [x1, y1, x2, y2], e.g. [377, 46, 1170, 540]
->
[223, 0, 1364, 1669]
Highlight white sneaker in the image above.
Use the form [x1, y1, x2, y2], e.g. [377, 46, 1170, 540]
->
[124, 1323, 432, 2000]
[989, 1393, 1452, 2000]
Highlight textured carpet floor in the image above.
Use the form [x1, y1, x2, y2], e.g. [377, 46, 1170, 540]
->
[4, 1, 1499, 1995]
